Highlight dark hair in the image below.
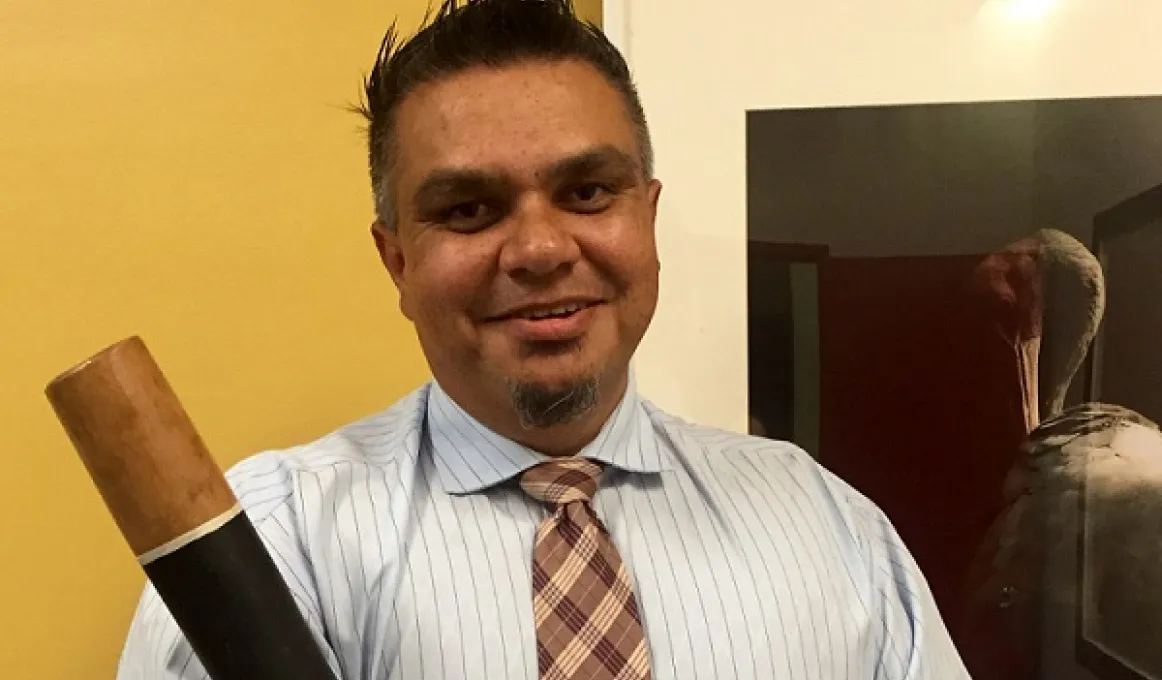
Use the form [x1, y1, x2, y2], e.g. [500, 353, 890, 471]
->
[354, 0, 653, 229]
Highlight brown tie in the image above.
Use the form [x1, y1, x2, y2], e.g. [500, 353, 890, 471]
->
[520, 459, 652, 680]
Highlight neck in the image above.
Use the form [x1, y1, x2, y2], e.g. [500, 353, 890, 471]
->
[1041, 348, 1085, 420]
[438, 371, 630, 458]
[1039, 299, 1102, 419]
[1034, 227, 1106, 420]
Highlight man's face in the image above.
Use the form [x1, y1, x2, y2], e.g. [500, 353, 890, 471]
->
[375, 59, 661, 426]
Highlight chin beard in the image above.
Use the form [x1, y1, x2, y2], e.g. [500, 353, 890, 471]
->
[509, 376, 600, 430]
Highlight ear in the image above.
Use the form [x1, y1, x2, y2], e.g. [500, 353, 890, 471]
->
[646, 179, 662, 224]
[646, 177, 664, 211]
[371, 220, 415, 321]
[646, 179, 663, 270]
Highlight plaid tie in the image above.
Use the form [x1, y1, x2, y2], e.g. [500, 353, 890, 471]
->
[520, 459, 652, 680]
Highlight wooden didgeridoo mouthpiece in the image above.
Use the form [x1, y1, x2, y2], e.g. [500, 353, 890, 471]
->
[45, 336, 337, 680]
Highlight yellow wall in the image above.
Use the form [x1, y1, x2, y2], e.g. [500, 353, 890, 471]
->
[0, 0, 601, 677]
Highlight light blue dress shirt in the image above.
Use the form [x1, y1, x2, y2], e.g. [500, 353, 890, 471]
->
[117, 376, 971, 679]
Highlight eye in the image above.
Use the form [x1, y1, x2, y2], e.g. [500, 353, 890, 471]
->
[573, 184, 604, 201]
[449, 202, 486, 220]
[440, 201, 497, 232]
[562, 182, 614, 213]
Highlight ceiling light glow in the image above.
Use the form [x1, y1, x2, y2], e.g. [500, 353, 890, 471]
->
[981, 0, 1057, 20]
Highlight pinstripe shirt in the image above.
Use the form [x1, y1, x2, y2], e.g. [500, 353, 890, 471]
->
[117, 376, 971, 680]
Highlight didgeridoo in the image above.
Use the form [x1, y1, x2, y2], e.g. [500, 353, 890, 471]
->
[45, 336, 337, 680]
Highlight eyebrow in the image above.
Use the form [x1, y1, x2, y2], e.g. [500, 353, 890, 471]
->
[546, 145, 640, 183]
[411, 144, 641, 208]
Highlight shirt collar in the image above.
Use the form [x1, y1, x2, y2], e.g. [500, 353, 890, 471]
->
[425, 371, 672, 495]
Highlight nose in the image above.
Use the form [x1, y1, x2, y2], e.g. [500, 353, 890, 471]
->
[498, 197, 581, 279]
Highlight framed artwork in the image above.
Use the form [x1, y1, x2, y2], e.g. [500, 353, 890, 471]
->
[743, 95, 1162, 680]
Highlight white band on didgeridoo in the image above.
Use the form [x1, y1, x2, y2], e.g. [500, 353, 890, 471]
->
[136, 503, 244, 566]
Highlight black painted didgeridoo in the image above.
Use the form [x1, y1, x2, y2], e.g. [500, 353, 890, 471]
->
[45, 336, 337, 680]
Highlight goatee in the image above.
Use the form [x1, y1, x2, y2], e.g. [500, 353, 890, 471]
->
[509, 376, 600, 430]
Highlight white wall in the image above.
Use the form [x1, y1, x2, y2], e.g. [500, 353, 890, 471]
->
[613, 0, 1162, 436]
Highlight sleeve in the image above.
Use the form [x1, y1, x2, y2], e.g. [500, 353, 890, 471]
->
[114, 453, 345, 679]
[855, 503, 973, 680]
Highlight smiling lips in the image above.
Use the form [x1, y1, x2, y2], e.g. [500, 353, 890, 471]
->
[493, 300, 602, 342]
[520, 301, 589, 320]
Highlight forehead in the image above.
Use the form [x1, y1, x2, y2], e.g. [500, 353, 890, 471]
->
[393, 60, 640, 184]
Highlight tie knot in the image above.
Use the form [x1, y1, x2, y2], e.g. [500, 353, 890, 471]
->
[520, 458, 603, 506]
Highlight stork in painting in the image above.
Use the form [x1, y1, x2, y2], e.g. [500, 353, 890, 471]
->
[963, 228, 1162, 679]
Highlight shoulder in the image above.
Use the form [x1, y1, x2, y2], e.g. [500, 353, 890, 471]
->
[113, 388, 432, 678]
[221, 383, 431, 525]
[641, 398, 895, 560]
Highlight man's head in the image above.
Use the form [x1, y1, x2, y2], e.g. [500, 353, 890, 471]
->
[356, 0, 661, 452]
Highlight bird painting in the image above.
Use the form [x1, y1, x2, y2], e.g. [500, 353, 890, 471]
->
[963, 229, 1162, 680]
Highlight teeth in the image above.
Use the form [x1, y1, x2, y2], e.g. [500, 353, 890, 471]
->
[523, 303, 584, 320]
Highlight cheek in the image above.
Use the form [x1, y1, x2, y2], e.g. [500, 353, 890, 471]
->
[618, 230, 661, 323]
[408, 242, 491, 328]
[599, 223, 659, 294]
[626, 265, 660, 328]
[583, 233, 659, 338]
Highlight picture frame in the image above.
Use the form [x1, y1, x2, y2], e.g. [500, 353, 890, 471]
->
[1076, 181, 1162, 680]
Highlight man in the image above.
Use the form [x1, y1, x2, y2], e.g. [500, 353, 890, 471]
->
[118, 1, 971, 678]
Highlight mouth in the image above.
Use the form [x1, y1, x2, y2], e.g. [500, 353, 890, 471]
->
[490, 298, 602, 322]
[510, 301, 594, 321]
[489, 300, 603, 342]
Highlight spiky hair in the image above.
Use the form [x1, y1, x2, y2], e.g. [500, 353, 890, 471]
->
[353, 0, 653, 229]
